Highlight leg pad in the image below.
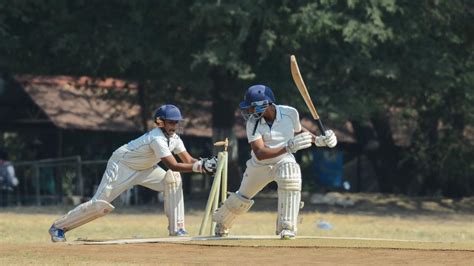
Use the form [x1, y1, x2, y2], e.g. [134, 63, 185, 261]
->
[275, 162, 301, 235]
[53, 199, 115, 232]
[163, 170, 185, 234]
[212, 192, 254, 232]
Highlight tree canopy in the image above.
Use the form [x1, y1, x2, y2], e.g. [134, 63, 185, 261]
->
[1, 0, 473, 196]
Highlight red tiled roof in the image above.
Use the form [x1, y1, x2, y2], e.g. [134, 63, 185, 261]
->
[13, 75, 355, 141]
[15, 75, 143, 132]
[15, 75, 139, 90]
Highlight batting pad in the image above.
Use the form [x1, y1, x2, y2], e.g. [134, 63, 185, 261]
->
[163, 170, 185, 234]
[275, 162, 302, 234]
[53, 200, 115, 232]
[212, 192, 254, 230]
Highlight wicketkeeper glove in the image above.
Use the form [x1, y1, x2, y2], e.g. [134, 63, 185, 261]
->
[314, 130, 337, 148]
[286, 132, 313, 153]
[192, 156, 218, 173]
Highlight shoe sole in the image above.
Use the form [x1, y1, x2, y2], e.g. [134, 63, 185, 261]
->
[51, 237, 67, 242]
[49, 230, 66, 242]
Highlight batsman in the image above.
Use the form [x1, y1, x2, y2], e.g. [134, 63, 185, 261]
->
[49, 104, 217, 242]
[212, 85, 337, 239]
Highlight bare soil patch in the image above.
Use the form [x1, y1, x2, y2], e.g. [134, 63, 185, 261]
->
[1, 243, 473, 265]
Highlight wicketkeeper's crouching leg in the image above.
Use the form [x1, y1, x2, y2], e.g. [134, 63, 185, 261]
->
[48, 153, 129, 242]
[212, 192, 254, 236]
[49, 200, 115, 242]
[49, 152, 156, 242]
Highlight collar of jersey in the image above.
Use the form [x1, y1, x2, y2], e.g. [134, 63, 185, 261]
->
[259, 104, 281, 124]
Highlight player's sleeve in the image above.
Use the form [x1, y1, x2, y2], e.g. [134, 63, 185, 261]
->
[291, 107, 302, 132]
[150, 138, 173, 158]
[172, 137, 187, 154]
[246, 120, 262, 143]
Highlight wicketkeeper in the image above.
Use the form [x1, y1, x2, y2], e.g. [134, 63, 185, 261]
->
[212, 85, 337, 239]
[49, 104, 217, 242]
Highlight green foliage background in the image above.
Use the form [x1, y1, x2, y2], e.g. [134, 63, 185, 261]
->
[0, 0, 472, 196]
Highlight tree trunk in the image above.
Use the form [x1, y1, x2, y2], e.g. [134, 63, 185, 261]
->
[210, 68, 242, 191]
[368, 113, 404, 192]
[137, 81, 149, 132]
[416, 109, 441, 195]
[358, 111, 402, 193]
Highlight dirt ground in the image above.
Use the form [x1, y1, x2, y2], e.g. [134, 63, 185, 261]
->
[1, 242, 473, 265]
[1, 193, 473, 265]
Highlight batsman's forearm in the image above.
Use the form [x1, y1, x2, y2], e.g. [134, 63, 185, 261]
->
[253, 146, 287, 161]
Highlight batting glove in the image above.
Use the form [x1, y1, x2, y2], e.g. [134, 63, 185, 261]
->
[202, 156, 218, 173]
[286, 132, 313, 153]
[192, 156, 218, 173]
[314, 130, 337, 148]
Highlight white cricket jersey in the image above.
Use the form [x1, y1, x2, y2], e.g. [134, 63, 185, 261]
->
[246, 105, 302, 165]
[115, 127, 186, 170]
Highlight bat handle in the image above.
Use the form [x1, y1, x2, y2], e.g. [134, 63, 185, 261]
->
[316, 119, 326, 136]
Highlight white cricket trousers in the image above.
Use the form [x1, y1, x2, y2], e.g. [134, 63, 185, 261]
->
[93, 149, 167, 202]
[237, 155, 298, 199]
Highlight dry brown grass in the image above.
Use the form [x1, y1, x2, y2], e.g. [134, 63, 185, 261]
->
[0, 193, 473, 264]
[1, 195, 473, 244]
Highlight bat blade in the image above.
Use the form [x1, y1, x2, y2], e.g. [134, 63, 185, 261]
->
[290, 55, 326, 135]
[290, 55, 320, 120]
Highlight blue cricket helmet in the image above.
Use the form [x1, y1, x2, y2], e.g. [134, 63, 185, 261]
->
[154, 104, 183, 121]
[239, 85, 276, 121]
[239, 84, 276, 110]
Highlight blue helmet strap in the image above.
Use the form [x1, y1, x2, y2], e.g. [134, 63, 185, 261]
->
[251, 101, 269, 120]
[252, 118, 260, 136]
[251, 100, 269, 111]
[254, 104, 267, 114]
[250, 102, 273, 135]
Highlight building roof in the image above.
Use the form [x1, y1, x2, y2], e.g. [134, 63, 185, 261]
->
[15, 75, 143, 132]
[6, 74, 473, 146]
[12, 75, 355, 141]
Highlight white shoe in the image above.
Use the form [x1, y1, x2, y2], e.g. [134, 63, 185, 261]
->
[170, 228, 188, 237]
[49, 225, 66, 242]
[280, 229, 296, 240]
[215, 224, 229, 237]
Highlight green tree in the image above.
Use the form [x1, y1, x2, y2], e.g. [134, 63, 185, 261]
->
[1, 0, 473, 196]
[285, 0, 474, 195]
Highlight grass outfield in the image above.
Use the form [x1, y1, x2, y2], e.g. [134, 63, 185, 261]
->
[0, 194, 473, 264]
[1, 198, 473, 245]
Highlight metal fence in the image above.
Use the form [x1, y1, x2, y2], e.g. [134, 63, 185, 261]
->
[1, 155, 214, 207]
[1, 156, 107, 206]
